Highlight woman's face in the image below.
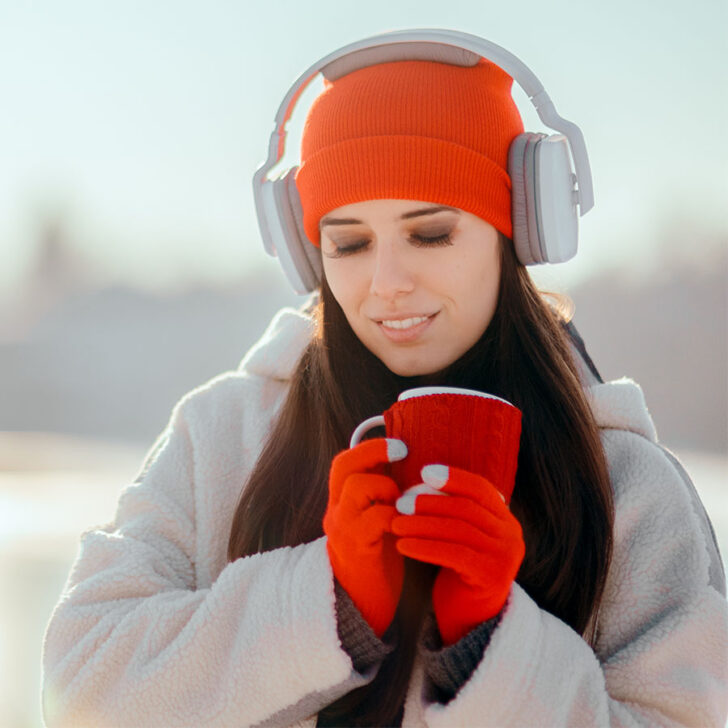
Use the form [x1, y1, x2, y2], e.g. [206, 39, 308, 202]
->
[320, 199, 502, 377]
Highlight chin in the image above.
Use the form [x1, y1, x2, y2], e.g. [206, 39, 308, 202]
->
[382, 357, 447, 379]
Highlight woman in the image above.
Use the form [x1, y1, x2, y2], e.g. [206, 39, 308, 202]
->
[42, 37, 728, 727]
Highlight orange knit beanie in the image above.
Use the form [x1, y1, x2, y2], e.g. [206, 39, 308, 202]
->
[295, 57, 525, 247]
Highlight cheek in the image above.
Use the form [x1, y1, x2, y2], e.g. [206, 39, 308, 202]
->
[480, 257, 501, 310]
[457, 246, 501, 320]
[482, 259, 501, 299]
[323, 262, 363, 315]
[322, 259, 344, 299]
[453, 248, 499, 294]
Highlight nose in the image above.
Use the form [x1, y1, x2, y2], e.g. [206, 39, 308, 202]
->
[368, 240, 415, 300]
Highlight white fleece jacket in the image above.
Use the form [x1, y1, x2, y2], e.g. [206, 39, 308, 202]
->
[41, 305, 728, 727]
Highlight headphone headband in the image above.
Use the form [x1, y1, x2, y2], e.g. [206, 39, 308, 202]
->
[255, 28, 593, 220]
[253, 28, 593, 291]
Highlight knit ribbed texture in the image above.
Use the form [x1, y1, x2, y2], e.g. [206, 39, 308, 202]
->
[333, 577, 395, 674]
[384, 393, 522, 504]
[420, 609, 503, 704]
[295, 58, 524, 245]
[335, 577, 502, 706]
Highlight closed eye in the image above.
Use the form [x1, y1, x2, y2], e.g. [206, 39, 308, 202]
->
[325, 233, 453, 259]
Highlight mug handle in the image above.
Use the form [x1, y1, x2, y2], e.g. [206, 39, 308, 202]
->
[349, 415, 386, 449]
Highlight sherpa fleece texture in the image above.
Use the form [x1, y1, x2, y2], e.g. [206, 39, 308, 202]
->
[41, 304, 728, 727]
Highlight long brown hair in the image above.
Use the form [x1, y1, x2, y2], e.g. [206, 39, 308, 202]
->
[227, 233, 614, 726]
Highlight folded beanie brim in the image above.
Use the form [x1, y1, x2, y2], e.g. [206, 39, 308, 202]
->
[295, 135, 513, 246]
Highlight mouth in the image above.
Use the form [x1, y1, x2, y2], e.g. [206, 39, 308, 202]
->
[376, 312, 439, 342]
[374, 312, 439, 325]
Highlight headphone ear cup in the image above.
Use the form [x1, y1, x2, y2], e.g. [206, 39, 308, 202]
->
[269, 168, 322, 293]
[509, 132, 547, 265]
[285, 169, 323, 287]
[532, 135, 579, 264]
[509, 132, 579, 265]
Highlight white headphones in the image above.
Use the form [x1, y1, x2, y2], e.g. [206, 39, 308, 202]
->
[253, 28, 594, 295]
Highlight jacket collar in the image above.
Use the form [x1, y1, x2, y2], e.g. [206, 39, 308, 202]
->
[239, 305, 316, 382]
[584, 377, 658, 443]
[239, 306, 658, 444]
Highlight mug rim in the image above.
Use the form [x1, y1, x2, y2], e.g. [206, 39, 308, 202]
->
[398, 386, 515, 407]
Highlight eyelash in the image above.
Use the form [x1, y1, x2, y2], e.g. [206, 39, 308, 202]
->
[328, 233, 453, 258]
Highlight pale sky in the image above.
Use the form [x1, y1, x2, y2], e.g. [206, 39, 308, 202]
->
[1, 0, 726, 297]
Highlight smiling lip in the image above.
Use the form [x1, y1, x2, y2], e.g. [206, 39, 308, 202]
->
[373, 312, 439, 322]
[376, 312, 438, 343]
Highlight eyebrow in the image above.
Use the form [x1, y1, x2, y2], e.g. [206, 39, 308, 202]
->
[320, 205, 460, 228]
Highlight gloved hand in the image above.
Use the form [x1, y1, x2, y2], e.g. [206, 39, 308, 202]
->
[323, 437, 408, 638]
[392, 463, 525, 646]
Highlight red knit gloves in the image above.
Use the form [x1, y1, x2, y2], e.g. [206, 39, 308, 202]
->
[323, 437, 408, 638]
[392, 464, 525, 646]
[323, 442, 525, 645]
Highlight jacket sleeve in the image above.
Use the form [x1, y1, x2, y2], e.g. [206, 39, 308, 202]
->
[414, 429, 728, 727]
[41, 387, 375, 728]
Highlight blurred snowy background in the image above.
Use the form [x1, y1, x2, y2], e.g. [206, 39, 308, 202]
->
[1, 0, 726, 725]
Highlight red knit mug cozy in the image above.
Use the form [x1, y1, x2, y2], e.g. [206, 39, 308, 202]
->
[350, 386, 522, 505]
[294, 57, 525, 246]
